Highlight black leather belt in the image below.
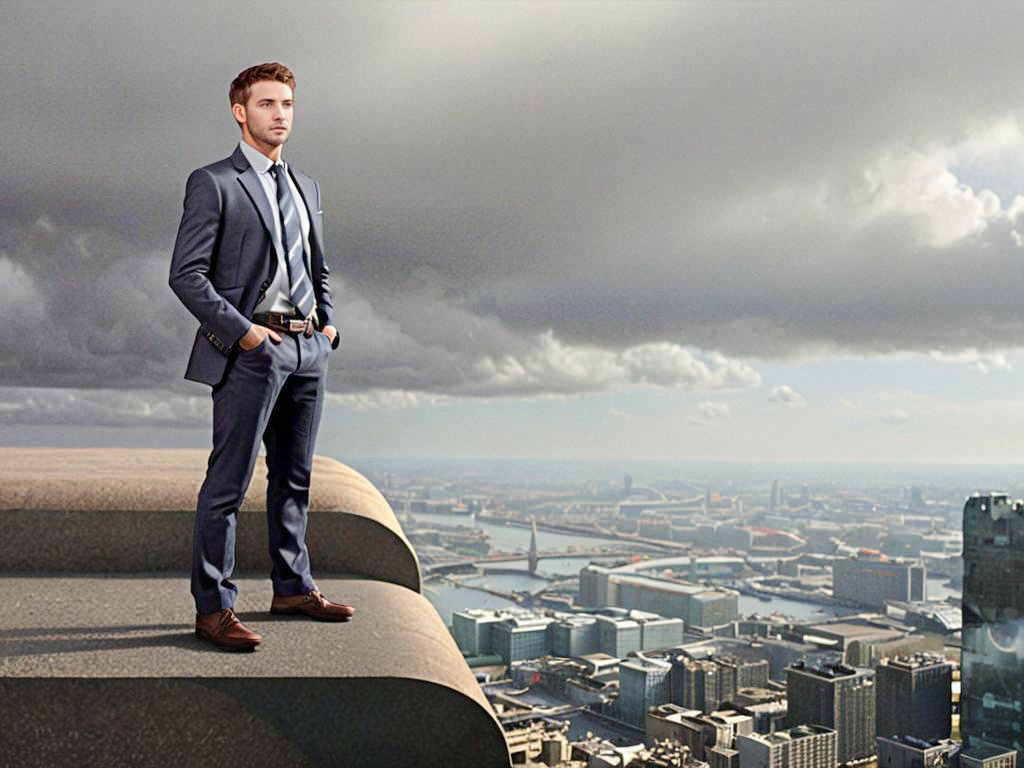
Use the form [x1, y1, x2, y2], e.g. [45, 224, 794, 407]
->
[252, 311, 313, 336]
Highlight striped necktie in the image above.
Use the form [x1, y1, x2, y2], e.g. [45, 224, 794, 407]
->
[268, 163, 315, 319]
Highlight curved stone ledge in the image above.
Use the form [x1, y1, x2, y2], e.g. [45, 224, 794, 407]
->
[0, 448, 420, 592]
[0, 574, 512, 768]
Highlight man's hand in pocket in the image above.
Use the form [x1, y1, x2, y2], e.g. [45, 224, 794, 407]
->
[238, 324, 283, 350]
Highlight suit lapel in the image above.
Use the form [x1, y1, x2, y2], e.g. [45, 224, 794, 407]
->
[236, 167, 281, 256]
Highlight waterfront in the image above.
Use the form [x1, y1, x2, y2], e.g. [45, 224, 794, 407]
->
[407, 512, 963, 627]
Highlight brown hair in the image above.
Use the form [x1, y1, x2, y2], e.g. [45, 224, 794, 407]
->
[229, 62, 296, 126]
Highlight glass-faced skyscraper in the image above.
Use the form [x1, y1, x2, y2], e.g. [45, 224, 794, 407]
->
[962, 493, 1024, 758]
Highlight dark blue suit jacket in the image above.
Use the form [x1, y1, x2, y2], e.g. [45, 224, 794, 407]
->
[169, 143, 339, 387]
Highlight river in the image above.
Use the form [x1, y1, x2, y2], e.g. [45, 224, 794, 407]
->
[408, 512, 962, 626]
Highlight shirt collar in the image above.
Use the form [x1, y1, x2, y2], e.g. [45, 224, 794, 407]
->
[238, 139, 284, 175]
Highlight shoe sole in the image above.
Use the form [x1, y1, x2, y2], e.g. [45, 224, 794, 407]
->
[269, 606, 353, 621]
[195, 628, 262, 651]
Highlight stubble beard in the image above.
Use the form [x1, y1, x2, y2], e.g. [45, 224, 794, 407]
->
[257, 125, 288, 148]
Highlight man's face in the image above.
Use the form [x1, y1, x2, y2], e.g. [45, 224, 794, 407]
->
[239, 79, 293, 147]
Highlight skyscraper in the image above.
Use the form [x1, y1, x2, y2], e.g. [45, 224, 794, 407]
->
[786, 661, 875, 765]
[619, 656, 672, 728]
[875, 653, 952, 741]
[961, 493, 1024, 759]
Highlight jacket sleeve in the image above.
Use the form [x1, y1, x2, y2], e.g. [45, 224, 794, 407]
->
[313, 177, 340, 350]
[168, 167, 252, 349]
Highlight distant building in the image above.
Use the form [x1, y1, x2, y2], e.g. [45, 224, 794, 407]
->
[875, 653, 952, 741]
[832, 554, 926, 609]
[770, 480, 782, 514]
[736, 724, 838, 768]
[876, 735, 958, 768]
[674, 657, 727, 714]
[885, 601, 962, 636]
[451, 608, 508, 656]
[640, 614, 686, 651]
[647, 704, 753, 764]
[579, 564, 738, 630]
[961, 493, 1024, 759]
[671, 655, 770, 713]
[714, 634, 839, 681]
[728, 688, 788, 734]
[960, 746, 1018, 768]
[549, 615, 600, 657]
[618, 656, 672, 727]
[785, 661, 875, 765]
[491, 615, 553, 663]
[597, 615, 642, 658]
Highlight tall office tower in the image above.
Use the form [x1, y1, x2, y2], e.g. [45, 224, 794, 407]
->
[736, 725, 839, 768]
[875, 653, 952, 741]
[719, 656, 770, 692]
[619, 656, 672, 728]
[672, 655, 770, 714]
[961, 494, 1024, 759]
[770, 480, 782, 514]
[674, 657, 725, 713]
[786, 662, 875, 766]
[832, 555, 926, 609]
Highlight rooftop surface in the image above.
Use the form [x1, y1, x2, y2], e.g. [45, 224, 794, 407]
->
[0, 448, 510, 767]
[0, 574, 511, 766]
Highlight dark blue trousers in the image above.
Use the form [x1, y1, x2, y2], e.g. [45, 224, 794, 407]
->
[191, 329, 331, 614]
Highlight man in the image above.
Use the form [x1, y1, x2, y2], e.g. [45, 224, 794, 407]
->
[169, 62, 354, 652]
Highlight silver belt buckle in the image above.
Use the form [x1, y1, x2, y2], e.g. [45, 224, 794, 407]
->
[287, 318, 306, 332]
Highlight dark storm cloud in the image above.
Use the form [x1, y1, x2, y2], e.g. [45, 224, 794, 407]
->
[4, 1, 1024, 404]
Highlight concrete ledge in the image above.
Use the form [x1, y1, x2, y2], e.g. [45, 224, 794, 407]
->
[0, 574, 511, 767]
[0, 448, 421, 593]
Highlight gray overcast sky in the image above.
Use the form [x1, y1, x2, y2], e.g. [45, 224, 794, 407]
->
[5, 1, 1024, 462]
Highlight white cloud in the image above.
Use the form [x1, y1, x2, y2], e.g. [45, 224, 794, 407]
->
[688, 400, 731, 424]
[928, 347, 1012, 374]
[324, 389, 446, 411]
[769, 385, 805, 407]
[470, 332, 761, 397]
[881, 408, 910, 425]
[845, 145, 1002, 249]
[0, 387, 209, 427]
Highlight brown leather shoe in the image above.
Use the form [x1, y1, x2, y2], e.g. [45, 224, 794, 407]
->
[270, 589, 355, 621]
[195, 608, 263, 651]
